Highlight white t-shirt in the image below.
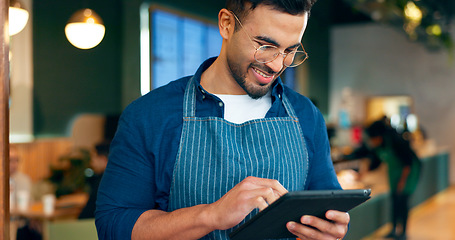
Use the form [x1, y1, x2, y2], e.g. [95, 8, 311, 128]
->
[214, 92, 272, 124]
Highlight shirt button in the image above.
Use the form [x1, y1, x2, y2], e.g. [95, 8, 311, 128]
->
[278, 94, 281, 99]
[202, 95, 206, 100]
[201, 89, 205, 94]
[219, 102, 224, 107]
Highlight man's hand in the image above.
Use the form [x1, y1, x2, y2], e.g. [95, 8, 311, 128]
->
[132, 176, 287, 240]
[286, 210, 350, 240]
[206, 176, 288, 231]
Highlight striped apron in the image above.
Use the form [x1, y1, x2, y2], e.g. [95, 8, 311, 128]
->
[168, 78, 309, 239]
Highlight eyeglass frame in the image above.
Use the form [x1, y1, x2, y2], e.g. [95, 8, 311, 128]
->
[229, 11, 309, 68]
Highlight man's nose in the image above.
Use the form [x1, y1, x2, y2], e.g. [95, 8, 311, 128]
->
[265, 54, 285, 74]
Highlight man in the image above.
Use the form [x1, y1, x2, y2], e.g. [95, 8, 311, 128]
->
[96, 0, 349, 239]
[79, 141, 110, 219]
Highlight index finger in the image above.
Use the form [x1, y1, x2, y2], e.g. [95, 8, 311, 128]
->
[245, 177, 288, 196]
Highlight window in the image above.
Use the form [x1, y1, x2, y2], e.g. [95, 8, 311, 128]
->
[141, 6, 222, 95]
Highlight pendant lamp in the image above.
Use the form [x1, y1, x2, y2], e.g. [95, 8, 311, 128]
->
[9, 0, 30, 36]
[65, 8, 105, 49]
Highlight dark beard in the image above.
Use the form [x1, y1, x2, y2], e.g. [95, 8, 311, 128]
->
[226, 58, 276, 100]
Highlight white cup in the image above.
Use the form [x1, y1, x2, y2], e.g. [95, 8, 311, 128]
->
[16, 190, 30, 212]
[42, 194, 56, 215]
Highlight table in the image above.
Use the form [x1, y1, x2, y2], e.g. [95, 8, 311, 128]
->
[10, 193, 89, 240]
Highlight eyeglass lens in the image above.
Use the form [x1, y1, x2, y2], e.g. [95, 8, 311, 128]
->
[255, 45, 308, 67]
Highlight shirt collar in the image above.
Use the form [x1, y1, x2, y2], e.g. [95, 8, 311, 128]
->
[192, 57, 285, 100]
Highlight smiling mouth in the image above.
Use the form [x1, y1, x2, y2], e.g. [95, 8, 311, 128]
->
[252, 67, 274, 78]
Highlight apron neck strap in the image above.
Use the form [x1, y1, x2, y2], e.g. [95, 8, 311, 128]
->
[183, 77, 197, 118]
[281, 94, 298, 118]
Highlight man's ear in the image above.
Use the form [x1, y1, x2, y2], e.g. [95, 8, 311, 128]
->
[218, 9, 234, 40]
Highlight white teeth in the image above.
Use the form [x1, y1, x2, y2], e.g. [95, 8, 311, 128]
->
[253, 68, 271, 78]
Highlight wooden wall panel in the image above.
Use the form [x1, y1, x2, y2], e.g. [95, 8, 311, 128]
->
[11, 138, 74, 182]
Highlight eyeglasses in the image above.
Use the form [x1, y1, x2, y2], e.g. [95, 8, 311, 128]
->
[230, 11, 308, 68]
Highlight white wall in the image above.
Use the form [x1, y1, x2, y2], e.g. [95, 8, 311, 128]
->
[329, 23, 455, 183]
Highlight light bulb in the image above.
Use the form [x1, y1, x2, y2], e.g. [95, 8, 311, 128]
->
[65, 9, 105, 49]
[9, 1, 29, 36]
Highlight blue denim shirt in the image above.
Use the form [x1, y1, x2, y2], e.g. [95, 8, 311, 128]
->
[95, 57, 341, 240]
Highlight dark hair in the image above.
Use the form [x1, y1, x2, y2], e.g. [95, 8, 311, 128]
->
[95, 140, 111, 158]
[365, 119, 420, 167]
[226, 0, 317, 21]
[365, 120, 389, 138]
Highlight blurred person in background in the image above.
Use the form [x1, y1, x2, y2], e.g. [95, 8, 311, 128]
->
[10, 146, 32, 201]
[10, 146, 41, 240]
[364, 119, 421, 240]
[79, 140, 110, 219]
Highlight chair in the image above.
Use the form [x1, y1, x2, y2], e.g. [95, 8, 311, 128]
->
[45, 219, 98, 240]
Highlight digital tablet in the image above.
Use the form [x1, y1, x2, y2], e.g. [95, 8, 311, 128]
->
[229, 189, 371, 240]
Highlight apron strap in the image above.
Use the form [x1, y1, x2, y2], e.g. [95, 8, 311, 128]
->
[281, 94, 298, 119]
[183, 77, 196, 118]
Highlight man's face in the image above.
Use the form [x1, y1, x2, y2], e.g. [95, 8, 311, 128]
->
[226, 5, 308, 99]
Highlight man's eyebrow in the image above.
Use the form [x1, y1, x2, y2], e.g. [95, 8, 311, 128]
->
[255, 36, 279, 46]
[254, 36, 301, 50]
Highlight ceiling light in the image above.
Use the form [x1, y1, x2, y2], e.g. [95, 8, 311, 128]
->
[64, 8, 105, 49]
[9, 0, 29, 36]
